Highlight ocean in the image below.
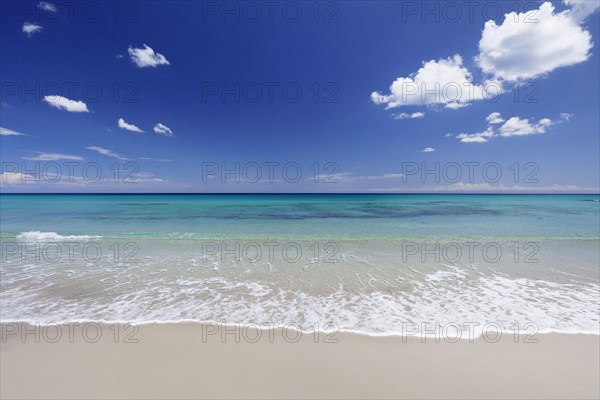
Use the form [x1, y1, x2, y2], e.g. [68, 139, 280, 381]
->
[1, 194, 599, 337]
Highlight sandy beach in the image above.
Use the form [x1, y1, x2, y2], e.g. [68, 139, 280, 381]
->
[1, 322, 598, 399]
[3, 0, 600, 397]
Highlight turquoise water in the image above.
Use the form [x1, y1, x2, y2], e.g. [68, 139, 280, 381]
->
[1, 194, 599, 336]
[1, 194, 599, 240]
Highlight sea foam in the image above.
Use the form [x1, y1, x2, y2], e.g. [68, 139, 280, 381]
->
[16, 231, 103, 241]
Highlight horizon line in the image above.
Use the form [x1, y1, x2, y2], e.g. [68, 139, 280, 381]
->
[1, 192, 599, 196]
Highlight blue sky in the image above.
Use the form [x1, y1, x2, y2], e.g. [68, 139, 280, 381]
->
[1, 0, 599, 193]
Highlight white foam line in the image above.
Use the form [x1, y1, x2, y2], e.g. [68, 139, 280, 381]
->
[16, 231, 102, 241]
[0, 319, 598, 339]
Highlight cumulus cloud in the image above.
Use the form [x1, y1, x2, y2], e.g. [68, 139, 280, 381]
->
[456, 127, 495, 143]
[444, 102, 470, 110]
[455, 113, 570, 143]
[43, 95, 89, 112]
[23, 153, 83, 161]
[128, 44, 170, 68]
[477, 2, 595, 81]
[153, 122, 173, 136]
[85, 146, 130, 161]
[393, 112, 425, 120]
[486, 112, 504, 125]
[118, 118, 143, 133]
[371, 1, 598, 117]
[371, 55, 501, 110]
[498, 116, 553, 137]
[22, 23, 43, 37]
[420, 147, 436, 153]
[0, 127, 27, 136]
[564, 0, 600, 23]
[37, 2, 57, 12]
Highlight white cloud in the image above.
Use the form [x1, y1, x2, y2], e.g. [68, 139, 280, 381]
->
[128, 44, 170, 68]
[477, 2, 594, 81]
[486, 112, 504, 125]
[372, 173, 405, 179]
[420, 147, 435, 153]
[0, 172, 36, 185]
[85, 146, 130, 161]
[444, 102, 470, 110]
[564, 0, 600, 23]
[0, 170, 168, 188]
[498, 117, 552, 137]
[37, 2, 57, 12]
[23, 153, 83, 161]
[86, 146, 169, 163]
[560, 112, 574, 121]
[456, 127, 495, 143]
[371, 1, 597, 117]
[455, 113, 570, 143]
[0, 127, 27, 136]
[118, 118, 143, 133]
[368, 183, 598, 193]
[371, 55, 501, 110]
[22, 23, 43, 37]
[393, 112, 425, 120]
[313, 172, 405, 183]
[43, 95, 89, 112]
[153, 122, 173, 136]
[139, 157, 173, 162]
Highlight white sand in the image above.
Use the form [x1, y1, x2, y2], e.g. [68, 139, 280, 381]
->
[1, 323, 598, 399]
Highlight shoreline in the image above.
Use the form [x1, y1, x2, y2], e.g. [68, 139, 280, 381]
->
[2, 322, 599, 399]
[2, 320, 599, 339]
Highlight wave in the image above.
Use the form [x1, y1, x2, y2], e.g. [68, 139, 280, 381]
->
[16, 231, 103, 241]
[4, 231, 599, 242]
[1, 267, 598, 339]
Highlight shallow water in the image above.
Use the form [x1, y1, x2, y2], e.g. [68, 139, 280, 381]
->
[1, 194, 599, 336]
